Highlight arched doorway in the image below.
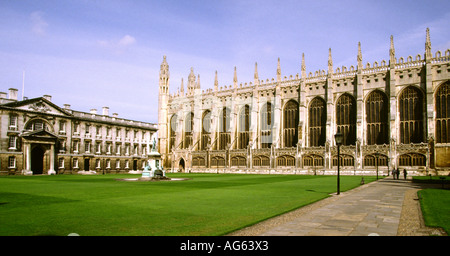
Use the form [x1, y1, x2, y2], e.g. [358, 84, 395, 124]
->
[179, 158, 185, 172]
[31, 145, 45, 175]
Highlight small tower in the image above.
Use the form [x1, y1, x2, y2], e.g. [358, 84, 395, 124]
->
[214, 71, 219, 91]
[425, 27, 432, 61]
[301, 53, 306, 79]
[159, 55, 169, 95]
[327, 48, 333, 75]
[357, 42, 363, 70]
[254, 62, 259, 86]
[277, 57, 281, 82]
[389, 35, 396, 66]
[233, 66, 238, 89]
[180, 78, 185, 96]
[158, 56, 170, 162]
[187, 67, 196, 95]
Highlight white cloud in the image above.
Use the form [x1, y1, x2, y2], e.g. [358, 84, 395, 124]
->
[118, 35, 136, 46]
[30, 11, 48, 36]
[97, 35, 137, 54]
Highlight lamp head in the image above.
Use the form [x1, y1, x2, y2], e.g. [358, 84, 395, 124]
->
[335, 132, 343, 146]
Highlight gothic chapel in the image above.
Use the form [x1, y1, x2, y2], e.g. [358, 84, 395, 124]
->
[158, 29, 450, 176]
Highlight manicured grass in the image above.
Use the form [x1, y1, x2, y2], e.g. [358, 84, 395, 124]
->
[418, 188, 450, 234]
[0, 173, 375, 236]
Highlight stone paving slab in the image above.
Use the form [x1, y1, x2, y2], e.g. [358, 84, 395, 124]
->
[260, 177, 424, 236]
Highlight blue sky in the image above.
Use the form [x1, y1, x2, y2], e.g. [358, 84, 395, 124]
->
[0, 0, 449, 123]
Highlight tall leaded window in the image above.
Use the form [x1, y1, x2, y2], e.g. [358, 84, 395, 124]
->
[219, 107, 231, 150]
[201, 110, 211, 150]
[283, 100, 299, 147]
[436, 81, 450, 143]
[336, 93, 356, 145]
[183, 112, 194, 149]
[238, 105, 250, 149]
[261, 102, 273, 148]
[366, 90, 388, 145]
[309, 97, 326, 147]
[399, 86, 424, 144]
[170, 114, 177, 151]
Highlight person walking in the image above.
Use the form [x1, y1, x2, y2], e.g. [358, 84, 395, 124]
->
[403, 169, 407, 180]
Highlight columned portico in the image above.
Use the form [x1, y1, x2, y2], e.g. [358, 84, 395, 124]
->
[21, 130, 57, 175]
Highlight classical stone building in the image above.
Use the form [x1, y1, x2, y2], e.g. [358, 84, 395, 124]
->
[0, 90, 157, 175]
[159, 28, 450, 176]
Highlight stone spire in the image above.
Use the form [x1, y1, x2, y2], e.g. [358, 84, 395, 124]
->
[327, 48, 333, 74]
[425, 27, 432, 60]
[301, 53, 306, 78]
[233, 66, 238, 89]
[180, 78, 184, 96]
[188, 67, 196, 94]
[277, 57, 281, 82]
[389, 35, 396, 65]
[214, 70, 219, 91]
[254, 62, 259, 85]
[196, 74, 201, 89]
[159, 55, 169, 95]
[357, 42, 363, 70]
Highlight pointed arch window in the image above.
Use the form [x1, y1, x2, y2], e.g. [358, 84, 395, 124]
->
[169, 114, 177, 151]
[183, 112, 194, 149]
[399, 86, 424, 144]
[336, 94, 356, 145]
[436, 81, 450, 143]
[201, 110, 211, 150]
[238, 105, 250, 149]
[366, 90, 388, 145]
[283, 100, 299, 147]
[261, 102, 273, 148]
[219, 107, 231, 150]
[309, 97, 326, 147]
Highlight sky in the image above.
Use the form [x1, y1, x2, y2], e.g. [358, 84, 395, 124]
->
[0, 0, 449, 124]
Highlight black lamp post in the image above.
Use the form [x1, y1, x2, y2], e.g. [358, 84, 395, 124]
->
[334, 132, 343, 195]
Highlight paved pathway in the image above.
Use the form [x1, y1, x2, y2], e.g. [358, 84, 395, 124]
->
[259, 176, 428, 236]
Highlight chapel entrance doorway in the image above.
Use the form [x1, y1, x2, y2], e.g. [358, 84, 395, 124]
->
[179, 158, 185, 172]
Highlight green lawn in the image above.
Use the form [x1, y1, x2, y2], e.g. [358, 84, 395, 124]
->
[418, 188, 450, 234]
[0, 173, 375, 236]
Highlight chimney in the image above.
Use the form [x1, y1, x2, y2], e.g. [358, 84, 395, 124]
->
[9, 88, 18, 100]
[43, 95, 52, 101]
[0, 92, 6, 99]
[64, 104, 71, 110]
[102, 107, 109, 116]
[112, 113, 118, 118]
[90, 109, 97, 114]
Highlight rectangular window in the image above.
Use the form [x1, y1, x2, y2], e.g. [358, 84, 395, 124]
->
[73, 158, 79, 168]
[8, 136, 17, 149]
[8, 156, 16, 168]
[9, 115, 18, 130]
[85, 142, 91, 153]
[59, 158, 64, 168]
[59, 121, 66, 134]
[106, 143, 111, 154]
[73, 123, 79, 134]
[116, 144, 121, 155]
[73, 141, 79, 153]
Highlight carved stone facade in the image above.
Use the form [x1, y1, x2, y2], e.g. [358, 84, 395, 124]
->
[158, 29, 450, 176]
[0, 91, 157, 175]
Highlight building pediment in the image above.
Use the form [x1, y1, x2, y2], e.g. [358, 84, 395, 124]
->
[21, 129, 59, 142]
[2, 97, 71, 117]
